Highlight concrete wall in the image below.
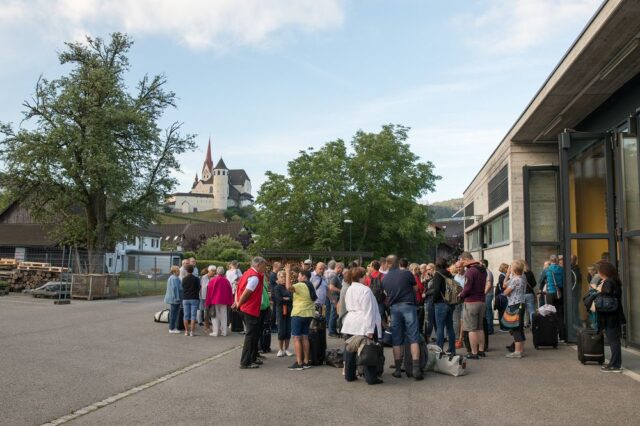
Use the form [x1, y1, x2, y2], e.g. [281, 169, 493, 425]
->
[174, 195, 214, 213]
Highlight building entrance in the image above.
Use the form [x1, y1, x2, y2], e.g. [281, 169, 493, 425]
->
[560, 130, 640, 345]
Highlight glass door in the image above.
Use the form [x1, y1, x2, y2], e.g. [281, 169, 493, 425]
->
[616, 132, 640, 345]
[559, 131, 617, 342]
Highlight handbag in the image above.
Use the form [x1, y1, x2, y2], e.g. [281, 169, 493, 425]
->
[500, 304, 521, 330]
[594, 294, 618, 313]
[430, 346, 466, 376]
[357, 339, 383, 366]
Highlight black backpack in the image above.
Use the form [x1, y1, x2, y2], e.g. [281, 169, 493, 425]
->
[369, 274, 384, 304]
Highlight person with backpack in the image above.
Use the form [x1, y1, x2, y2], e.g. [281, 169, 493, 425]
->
[432, 257, 457, 355]
[365, 260, 386, 324]
[285, 264, 317, 370]
[543, 255, 565, 341]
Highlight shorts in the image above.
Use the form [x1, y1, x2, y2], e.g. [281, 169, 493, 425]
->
[291, 316, 312, 337]
[182, 299, 199, 321]
[390, 302, 421, 346]
[463, 302, 486, 331]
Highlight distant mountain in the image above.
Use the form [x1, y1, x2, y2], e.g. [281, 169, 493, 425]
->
[428, 198, 463, 219]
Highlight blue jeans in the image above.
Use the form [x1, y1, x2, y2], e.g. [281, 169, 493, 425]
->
[182, 299, 199, 321]
[435, 302, 456, 354]
[524, 293, 536, 326]
[328, 302, 338, 335]
[390, 303, 420, 346]
[169, 303, 180, 330]
[485, 292, 494, 334]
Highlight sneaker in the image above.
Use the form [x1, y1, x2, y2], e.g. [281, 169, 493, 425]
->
[285, 349, 294, 357]
[239, 363, 260, 369]
[302, 363, 312, 369]
[189, 331, 195, 337]
[601, 366, 623, 373]
[169, 330, 180, 334]
[288, 362, 304, 371]
[253, 358, 263, 365]
[505, 351, 523, 359]
[392, 371, 402, 378]
[209, 332, 218, 337]
[277, 350, 285, 357]
[467, 354, 480, 359]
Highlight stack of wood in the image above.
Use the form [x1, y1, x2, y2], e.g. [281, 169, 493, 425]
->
[0, 259, 69, 292]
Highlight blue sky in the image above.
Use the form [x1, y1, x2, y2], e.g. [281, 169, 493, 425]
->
[0, 0, 602, 202]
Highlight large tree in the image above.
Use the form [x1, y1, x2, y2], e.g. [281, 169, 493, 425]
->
[254, 124, 440, 260]
[0, 33, 195, 271]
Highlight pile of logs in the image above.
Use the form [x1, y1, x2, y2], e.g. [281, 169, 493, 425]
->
[0, 259, 69, 292]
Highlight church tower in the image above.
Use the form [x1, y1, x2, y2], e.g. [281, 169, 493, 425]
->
[201, 138, 213, 181]
[212, 157, 229, 210]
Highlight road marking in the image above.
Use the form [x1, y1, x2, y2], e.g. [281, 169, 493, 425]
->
[41, 345, 241, 426]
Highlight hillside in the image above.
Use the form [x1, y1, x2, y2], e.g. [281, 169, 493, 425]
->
[428, 198, 463, 219]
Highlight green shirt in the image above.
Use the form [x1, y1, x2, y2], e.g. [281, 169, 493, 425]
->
[291, 282, 315, 318]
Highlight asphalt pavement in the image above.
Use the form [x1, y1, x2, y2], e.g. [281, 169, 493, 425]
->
[1, 294, 638, 425]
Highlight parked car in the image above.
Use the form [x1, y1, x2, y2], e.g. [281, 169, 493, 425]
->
[29, 282, 71, 299]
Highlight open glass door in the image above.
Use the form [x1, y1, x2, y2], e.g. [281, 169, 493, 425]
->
[616, 131, 640, 346]
[559, 131, 617, 342]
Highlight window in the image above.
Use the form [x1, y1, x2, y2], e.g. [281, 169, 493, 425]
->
[467, 227, 481, 250]
[484, 211, 509, 247]
[488, 165, 508, 212]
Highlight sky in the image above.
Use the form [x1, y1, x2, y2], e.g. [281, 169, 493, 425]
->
[0, 0, 603, 203]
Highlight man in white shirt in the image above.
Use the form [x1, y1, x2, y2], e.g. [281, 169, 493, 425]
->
[310, 262, 328, 309]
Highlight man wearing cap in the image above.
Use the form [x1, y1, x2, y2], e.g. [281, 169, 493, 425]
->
[302, 259, 312, 272]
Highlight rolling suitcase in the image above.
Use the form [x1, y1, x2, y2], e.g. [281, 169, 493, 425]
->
[309, 316, 327, 365]
[231, 309, 244, 332]
[532, 312, 558, 349]
[577, 328, 605, 364]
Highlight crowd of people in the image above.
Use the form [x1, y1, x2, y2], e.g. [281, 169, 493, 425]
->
[164, 250, 627, 381]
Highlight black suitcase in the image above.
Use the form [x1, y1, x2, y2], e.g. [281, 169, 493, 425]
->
[231, 309, 244, 332]
[532, 312, 558, 349]
[463, 317, 489, 353]
[403, 335, 428, 377]
[309, 326, 327, 365]
[577, 328, 605, 364]
[259, 321, 272, 353]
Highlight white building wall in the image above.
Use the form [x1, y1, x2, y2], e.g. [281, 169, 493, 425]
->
[173, 194, 214, 212]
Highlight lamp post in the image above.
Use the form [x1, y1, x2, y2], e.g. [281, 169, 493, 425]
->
[344, 219, 353, 255]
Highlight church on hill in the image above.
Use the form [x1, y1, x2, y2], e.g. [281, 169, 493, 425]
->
[170, 139, 253, 213]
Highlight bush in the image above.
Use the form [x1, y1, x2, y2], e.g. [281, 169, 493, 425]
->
[196, 235, 248, 262]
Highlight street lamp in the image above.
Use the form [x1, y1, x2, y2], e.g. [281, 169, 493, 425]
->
[344, 219, 353, 254]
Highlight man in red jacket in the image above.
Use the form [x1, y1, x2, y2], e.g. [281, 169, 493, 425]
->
[233, 256, 267, 369]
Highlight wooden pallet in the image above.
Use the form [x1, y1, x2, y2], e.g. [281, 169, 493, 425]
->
[47, 267, 69, 273]
[20, 261, 51, 268]
[0, 260, 18, 266]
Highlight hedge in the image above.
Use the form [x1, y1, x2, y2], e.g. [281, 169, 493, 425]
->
[196, 260, 251, 274]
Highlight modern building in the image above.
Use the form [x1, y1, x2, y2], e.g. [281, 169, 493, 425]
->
[170, 139, 253, 213]
[463, 0, 640, 345]
[104, 231, 181, 274]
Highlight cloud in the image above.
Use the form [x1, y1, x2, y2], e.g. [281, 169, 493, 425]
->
[453, 0, 601, 54]
[0, 0, 345, 50]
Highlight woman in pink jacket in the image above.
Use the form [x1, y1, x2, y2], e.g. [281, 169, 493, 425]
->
[206, 266, 234, 336]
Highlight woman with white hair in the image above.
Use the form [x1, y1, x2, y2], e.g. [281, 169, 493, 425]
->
[199, 265, 216, 333]
[206, 266, 234, 336]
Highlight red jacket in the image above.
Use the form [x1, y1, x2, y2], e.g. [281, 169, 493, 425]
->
[236, 268, 263, 318]
[414, 275, 425, 304]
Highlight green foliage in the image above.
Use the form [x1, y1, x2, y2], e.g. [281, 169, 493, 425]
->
[196, 235, 249, 261]
[254, 124, 441, 261]
[0, 188, 11, 212]
[0, 33, 195, 271]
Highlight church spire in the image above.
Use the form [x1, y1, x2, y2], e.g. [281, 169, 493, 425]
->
[203, 137, 213, 175]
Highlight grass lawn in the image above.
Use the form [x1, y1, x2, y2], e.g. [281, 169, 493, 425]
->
[118, 277, 165, 297]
